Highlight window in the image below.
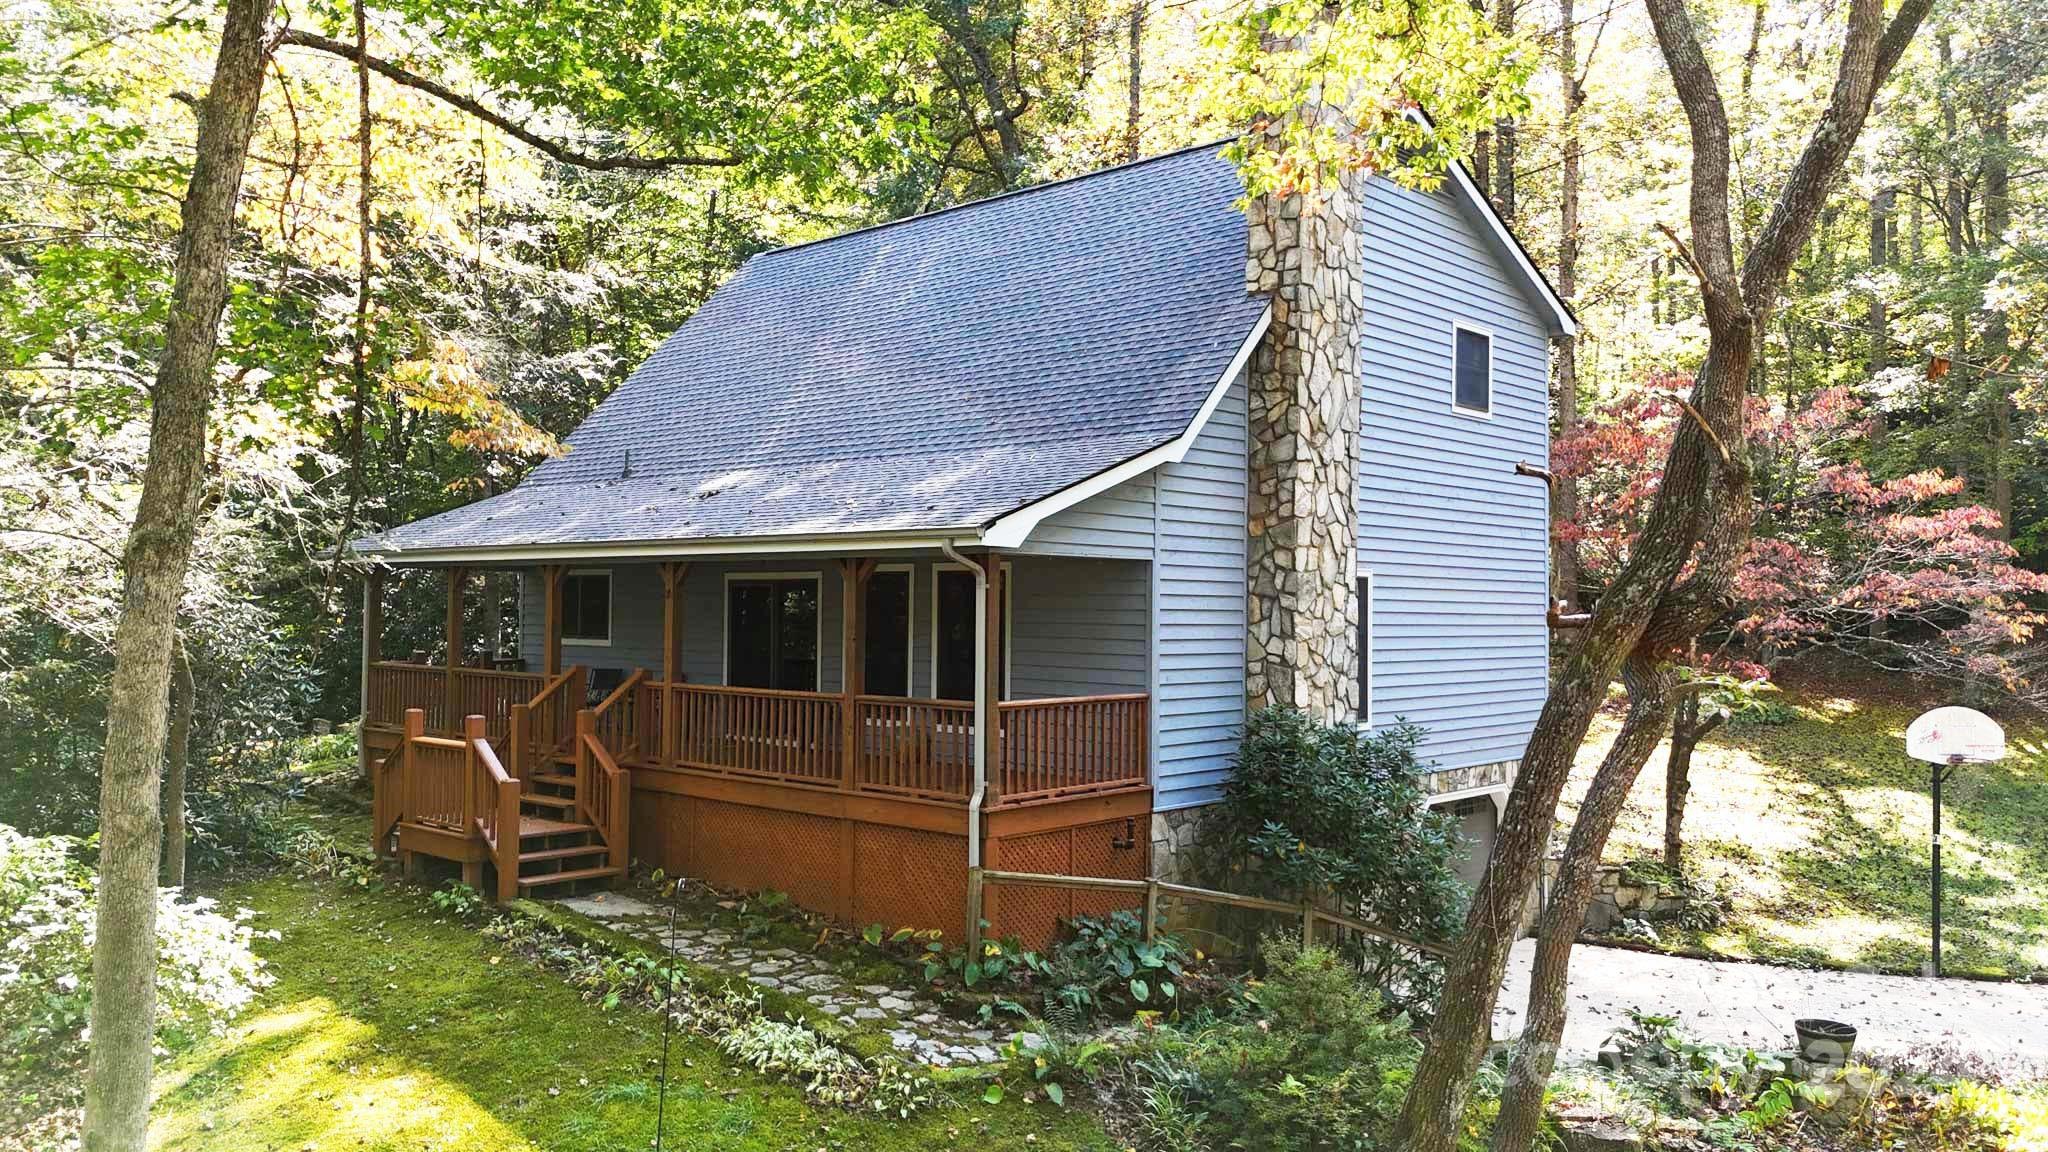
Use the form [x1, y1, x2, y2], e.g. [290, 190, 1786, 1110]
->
[1452, 324, 1492, 416]
[1356, 573, 1373, 724]
[562, 571, 611, 644]
[933, 567, 1009, 701]
[725, 576, 820, 690]
[863, 568, 912, 697]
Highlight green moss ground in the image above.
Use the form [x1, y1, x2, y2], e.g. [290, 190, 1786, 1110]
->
[148, 876, 1115, 1151]
[1563, 675, 2048, 977]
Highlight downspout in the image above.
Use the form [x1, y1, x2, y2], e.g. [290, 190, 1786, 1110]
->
[939, 539, 989, 873]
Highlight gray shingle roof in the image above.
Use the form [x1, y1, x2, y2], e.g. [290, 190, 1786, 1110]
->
[357, 142, 1267, 558]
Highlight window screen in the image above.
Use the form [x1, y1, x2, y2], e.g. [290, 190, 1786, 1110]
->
[1453, 326, 1491, 414]
[863, 570, 911, 697]
[562, 572, 610, 643]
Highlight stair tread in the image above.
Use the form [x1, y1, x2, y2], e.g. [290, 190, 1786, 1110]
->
[530, 772, 577, 786]
[518, 844, 608, 863]
[518, 865, 623, 889]
[522, 793, 577, 809]
[517, 816, 595, 838]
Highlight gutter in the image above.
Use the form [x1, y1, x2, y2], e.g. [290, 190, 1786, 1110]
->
[938, 539, 990, 886]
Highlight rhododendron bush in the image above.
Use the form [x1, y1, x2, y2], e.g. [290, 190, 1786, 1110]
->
[0, 825, 273, 1070]
[1556, 381, 2048, 689]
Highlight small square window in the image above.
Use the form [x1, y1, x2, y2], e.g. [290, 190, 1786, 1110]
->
[562, 571, 611, 644]
[1453, 325, 1492, 416]
[1356, 573, 1373, 724]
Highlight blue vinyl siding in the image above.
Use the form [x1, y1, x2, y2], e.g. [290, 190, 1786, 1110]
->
[1151, 372, 1249, 810]
[1015, 474, 1157, 558]
[1355, 178, 1552, 772]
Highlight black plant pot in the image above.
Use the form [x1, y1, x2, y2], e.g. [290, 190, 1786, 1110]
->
[1794, 1018, 1858, 1067]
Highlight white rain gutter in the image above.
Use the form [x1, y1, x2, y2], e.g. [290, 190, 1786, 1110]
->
[939, 539, 989, 872]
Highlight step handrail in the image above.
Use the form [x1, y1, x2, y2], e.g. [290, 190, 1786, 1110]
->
[461, 714, 523, 902]
[575, 709, 631, 875]
[590, 669, 647, 763]
[509, 664, 585, 782]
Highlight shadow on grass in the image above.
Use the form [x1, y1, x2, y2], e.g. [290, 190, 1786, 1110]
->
[149, 876, 1109, 1152]
[1707, 699, 2048, 976]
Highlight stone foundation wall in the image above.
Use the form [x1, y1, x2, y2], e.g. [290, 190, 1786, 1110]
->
[1420, 758, 1515, 800]
[1149, 805, 1211, 883]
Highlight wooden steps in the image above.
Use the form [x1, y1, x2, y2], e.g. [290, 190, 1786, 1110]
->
[521, 792, 578, 811]
[517, 815, 594, 838]
[517, 864, 624, 893]
[517, 843, 609, 863]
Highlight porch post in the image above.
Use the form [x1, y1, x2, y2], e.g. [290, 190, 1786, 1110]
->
[359, 565, 383, 781]
[659, 562, 688, 769]
[540, 563, 566, 677]
[978, 553, 1004, 944]
[444, 565, 468, 726]
[838, 558, 875, 790]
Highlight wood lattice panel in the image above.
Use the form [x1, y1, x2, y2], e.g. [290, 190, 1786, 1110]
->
[852, 824, 966, 933]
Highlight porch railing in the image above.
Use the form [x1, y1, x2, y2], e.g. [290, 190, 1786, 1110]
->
[366, 661, 546, 740]
[370, 709, 523, 900]
[997, 694, 1150, 804]
[618, 681, 1147, 806]
[638, 681, 844, 787]
[854, 696, 977, 800]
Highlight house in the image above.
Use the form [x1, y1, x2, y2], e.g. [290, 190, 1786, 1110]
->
[352, 132, 1575, 942]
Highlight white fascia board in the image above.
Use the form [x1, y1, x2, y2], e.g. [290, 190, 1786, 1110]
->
[979, 303, 1272, 550]
[353, 530, 970, 567]
[1401, 109, 1578, 338]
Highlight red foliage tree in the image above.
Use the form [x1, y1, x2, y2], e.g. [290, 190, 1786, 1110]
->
[1556, 381, 2048, 686]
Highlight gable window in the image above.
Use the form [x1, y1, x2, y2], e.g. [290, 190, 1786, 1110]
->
[934, 567, 1009, 701]
[1452, 324, 1492, 416]
[863, 568, 912, 697]
[726, 576, 820, 690]
[562, 571, 611, 644]
[1356, 572, 1373, 724]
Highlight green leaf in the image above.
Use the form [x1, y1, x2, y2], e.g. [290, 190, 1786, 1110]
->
[1160, 981, 1176, 999]
[1043, 1082, 1065, 1107]
[861, 923, 884, 946]
[982, 1083, 1004, 1104]
[1130, 978, 1149, 1002]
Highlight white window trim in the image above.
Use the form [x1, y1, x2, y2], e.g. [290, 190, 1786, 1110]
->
[561, 568, 613, 646]
[1450, 321, 1495, 420]
[720, 570, 825, 692]
[930, 560, 1013, 701]
[863, 562, 916, 697]
[1356, 568, 1375, 727]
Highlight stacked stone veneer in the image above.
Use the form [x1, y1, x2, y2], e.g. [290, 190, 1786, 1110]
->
[1244, 123, 1367, 721]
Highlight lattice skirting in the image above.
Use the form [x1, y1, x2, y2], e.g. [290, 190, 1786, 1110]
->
[628, 775, 1150, 947]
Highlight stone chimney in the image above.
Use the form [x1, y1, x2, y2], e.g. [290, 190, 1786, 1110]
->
[1244, 123, 1366, 720]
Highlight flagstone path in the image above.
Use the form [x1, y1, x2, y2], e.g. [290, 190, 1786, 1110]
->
[554, 890, 1020, 1068]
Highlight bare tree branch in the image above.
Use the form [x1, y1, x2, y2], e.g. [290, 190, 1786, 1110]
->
[274, 28, 740, 172]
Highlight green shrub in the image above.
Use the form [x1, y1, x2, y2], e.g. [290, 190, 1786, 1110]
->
[1206, 708, 1466, 1013]
[1123, 935, 1419, 1151]
[0, 824, 273, 1071]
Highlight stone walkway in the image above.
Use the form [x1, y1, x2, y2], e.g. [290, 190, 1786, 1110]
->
[555, 891, 1016, 1067]
[1496, 938, 2048, 1071]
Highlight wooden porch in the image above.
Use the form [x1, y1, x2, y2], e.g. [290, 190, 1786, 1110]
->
[360, 554, 1153, 939]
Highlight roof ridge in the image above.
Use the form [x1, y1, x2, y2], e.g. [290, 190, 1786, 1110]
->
[757, 137, 1239, 261]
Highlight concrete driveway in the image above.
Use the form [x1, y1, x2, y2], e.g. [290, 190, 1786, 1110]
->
[1494, 938, 2048, 1069]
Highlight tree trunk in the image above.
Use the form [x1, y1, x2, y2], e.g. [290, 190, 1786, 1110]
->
[1491, 657, 1678, 1152]
[1390, 0, 1929, 1142]
[1552, 0, 1584, 609]
[1491, 0, 1516, 221]
[1662, 693, 1724, 871]
[81, 0, 272, 1147]
[1124, 0, 1143, 161]
[161, 638, 193, 888]
[1980, 104, 2012, 538]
